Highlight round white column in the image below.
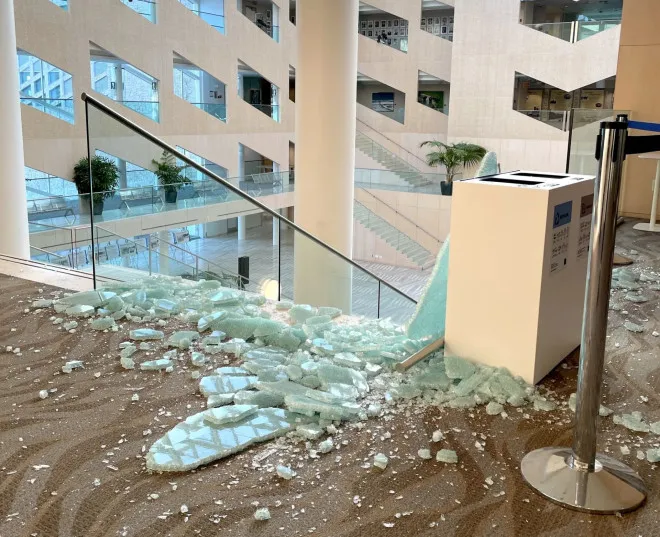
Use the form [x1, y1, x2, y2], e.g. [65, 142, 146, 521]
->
[0, 0, 30, 258]
[294, 0, 358, 312]
[237, 215, 246, 240]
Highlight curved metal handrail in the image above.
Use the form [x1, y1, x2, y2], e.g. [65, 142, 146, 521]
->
[356, 118, 431, 170]
[359, 189, 442, 246]
[81, 92, 417, 305]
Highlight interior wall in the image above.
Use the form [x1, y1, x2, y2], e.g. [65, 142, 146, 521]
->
[614, 0, 660, 219]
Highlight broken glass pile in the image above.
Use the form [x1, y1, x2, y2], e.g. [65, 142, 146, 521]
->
[47, 275, 559, 472]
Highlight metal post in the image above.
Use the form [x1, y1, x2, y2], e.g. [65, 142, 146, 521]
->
[521, 116, 647, 514]
[238, 255, 249, 290]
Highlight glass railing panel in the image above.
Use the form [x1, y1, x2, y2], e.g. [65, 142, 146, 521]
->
[247, 103, 280, 121]
[120, 0, 156, 22]
[523, 21, 573, 41]
[517, 109, 570, 131]
[568, 109, 628, 176]
[178, 2, 226, 33]
[354, 168, 448, 194]
[49, 0, 68, 9]
[191, 102, 227, 121]
[84, 95, 417, 320]
[120, 101, 159, 122]
[28, 222, 76, 268]
[576, 19, 621, 41]
[378, 284, 418, 325]
[20, 97, 75, 123]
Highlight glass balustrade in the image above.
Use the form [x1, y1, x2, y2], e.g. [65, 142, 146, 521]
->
[20, 97, 75, 124]
[120, 0, 156, 22]
[523, 19, 620, 42]
[517, 109, 571, 131]
[178, 1, 226, 33]
[567, 109, 629, 176]
[49, 0, 68, 9]
[75, 94, 417, 321]
[190, 102, 227, 121]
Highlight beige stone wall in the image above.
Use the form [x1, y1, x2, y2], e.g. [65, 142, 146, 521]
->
[614, 0, 660, 219]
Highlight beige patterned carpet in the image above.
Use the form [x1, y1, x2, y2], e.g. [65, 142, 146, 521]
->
[1, 221, 660, 537]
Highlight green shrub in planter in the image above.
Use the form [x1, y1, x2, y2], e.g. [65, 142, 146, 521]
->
[73, 156, 120, 214]
[152, 151, 191, 203]
[420, 141, 487, 196]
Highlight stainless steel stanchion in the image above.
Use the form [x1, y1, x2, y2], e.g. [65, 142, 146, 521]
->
[521, 116, 647, 514]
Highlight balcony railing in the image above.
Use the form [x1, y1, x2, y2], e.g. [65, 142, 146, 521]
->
[118, 100, 160, 122]
[120, 0, 156, 22]
[517, 109, 571, 131]
[523, 19, 621, 43]
[178, 2, 225, 33]
[247, 103, 280, 121]
[49, 0, 68, 9]
[188, 102, 227, 122]
[20, 97, 74, 124]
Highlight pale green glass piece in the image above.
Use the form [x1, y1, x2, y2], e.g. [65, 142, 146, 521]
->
[444, 355, 476, 380]
[373, 453, 388, 469]
[244, 293, 267, 306]
[647, 449, 660, 463]
[120, 356, 135, 369]
[451, 369, 494, 397]
[289, 304, 317, 323]
[332, 352, 363, 370]
[325, 383, 359, 401]
[203, 405, 258, 426]
[254, 508, 271, 521]
[317, 306, 342, 319]
[299, 376, 321, 389]
[624, 321, 644, 333]
[233, 390, 285, 407]
[318, 438, 333, 453]
[58, 290, 116, 307]
[62, 360, 84, 373]
[130, 328, 164, 341]
[167, 331, 200, 349]
[263, 330, 303, 352]
[296, 423, 325, 440]
[32, 299, 53, 308]
[613, 412, 650, 433]
[191, 352, 208, 366]
[388, 384, 422, 400]
[202, 330, 227, 346]
[625, 293, 649, 303]
[316, 364, 369, 396]
[364, 363, 383, 377]
[154, 299, 179, 314]
[256, 380, 310, 398]
[105, 295, 125, 313]
[207, 394, 235, 408]
[216, 366, 250, 376]
[198, 311, 229, 332]
[275, 300, 293, 311]
[252, 319, 285, 337]
[276, 465, 296, 479]
[146, 408, 310, 471]
[199, 375, 259, 396]
[90, 317, 115, 330]
[436, 449, 458, 463]
[141, 359, 174, 371]
[532, 397, 557, 412]
[208, 289, 242, 306]
[411, 367, 451, 390]
[65, 304, 95, 317]
[284, 394, 361, 420]
[486, 401, 504, 415]
[285, 364, 303, 381]
[120, 345, 137, 358]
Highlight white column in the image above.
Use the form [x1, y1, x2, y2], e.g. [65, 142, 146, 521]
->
[272, 211, 280, 246]
[0, 1, 30, 258]
[237, 215, 246, 240]
[294, 0, 358, 311]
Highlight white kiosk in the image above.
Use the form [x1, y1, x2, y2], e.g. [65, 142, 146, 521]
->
[444, 171, 595, 385]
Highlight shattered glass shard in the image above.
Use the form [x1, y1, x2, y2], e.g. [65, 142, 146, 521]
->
[199, 375, 259, 396]
[203, 405, 259, 426]
[444, 355, 476, 380]
[147, 408, 311, 471]
[130, 328, 165, 341]
[140, 359, 174, 371]
[436, 449, 458, 463]
[57, 290, 116, 308]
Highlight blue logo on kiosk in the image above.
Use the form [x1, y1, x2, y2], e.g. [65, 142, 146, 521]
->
[553, 201, 573, 228]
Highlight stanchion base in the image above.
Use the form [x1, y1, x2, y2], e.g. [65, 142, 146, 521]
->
[521, 447, 646, 514]
[633, 222, 660, 232]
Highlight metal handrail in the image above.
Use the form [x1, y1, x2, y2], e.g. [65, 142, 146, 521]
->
[359, 189, 441, 245]
[356, 118, 430, 170]
[81, 92, 418, 305]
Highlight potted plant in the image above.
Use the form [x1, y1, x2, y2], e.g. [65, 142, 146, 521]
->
[73, 156, 120, 215]
[420, 141, 487, 195]
[152, 150, 190, 203]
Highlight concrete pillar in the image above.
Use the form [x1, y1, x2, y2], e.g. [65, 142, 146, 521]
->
[294, 0, 358, 311]
[237, 215, 246, 240]
[118, 159, 128, 189]
[0, 1, 30, 258]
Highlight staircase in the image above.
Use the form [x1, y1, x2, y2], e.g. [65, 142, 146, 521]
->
[355, 131, 434, 189]
[354, 200, 435, 269]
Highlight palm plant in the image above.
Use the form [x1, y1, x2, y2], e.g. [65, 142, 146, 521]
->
[420, 141, 487, 183]
[152, 150, 191, 202]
